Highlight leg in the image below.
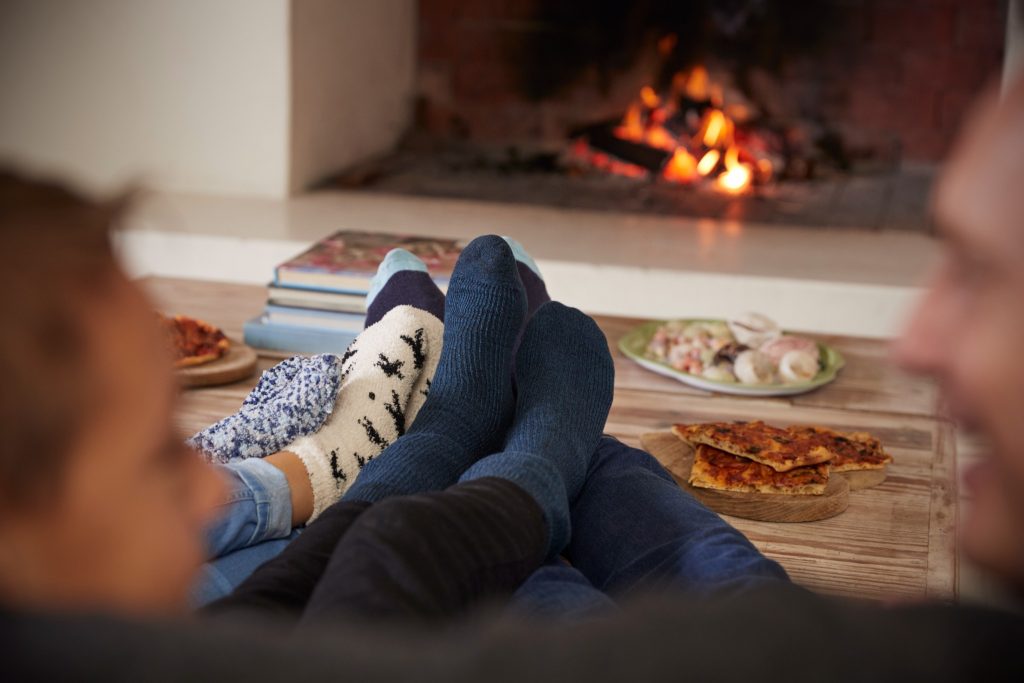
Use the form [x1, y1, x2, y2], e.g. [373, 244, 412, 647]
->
[458, 301, 614, 558]
[190, 457, 307, 606]
[191, 532, 299, 607]
[342, 235, 526, 502]
[203, 459, 296, 558]
[204, 499, 372, 619]
[301, 478, 545, 622]
[566, 436, 789, 597]
[284, 305, 443, 520]
[509, 562, 616, 619]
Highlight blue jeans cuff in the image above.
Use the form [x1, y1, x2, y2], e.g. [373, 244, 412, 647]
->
[227, 458, 294, 543]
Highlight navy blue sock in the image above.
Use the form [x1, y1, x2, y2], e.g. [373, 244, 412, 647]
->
[365, 270, 445, 327]
[364, 249, 445, 328]
[501, 236, 551, 319]
[517, 262, 551, 320]
[459, 301, 615, 559]
[343, 235, 526, 502]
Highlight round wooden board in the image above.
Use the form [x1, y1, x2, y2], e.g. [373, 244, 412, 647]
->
[838, 468, 887, 491]
[640, 432, 850, 523]
[176, 341, 258, 388]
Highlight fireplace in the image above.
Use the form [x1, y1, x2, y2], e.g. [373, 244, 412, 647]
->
[325, 0, 1007, 233]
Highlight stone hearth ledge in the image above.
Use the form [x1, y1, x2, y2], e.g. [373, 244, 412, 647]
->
[116, 190, 939, 339]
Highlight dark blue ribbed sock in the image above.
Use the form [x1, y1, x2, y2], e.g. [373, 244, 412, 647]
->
[459, 301, 615, 559]
[501, 236, 551, 319]
[343, 235, 526, 502]
[364, 249, 445, 328]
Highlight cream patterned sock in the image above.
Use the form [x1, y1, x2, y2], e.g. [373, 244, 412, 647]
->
[284, 305, 443, 522]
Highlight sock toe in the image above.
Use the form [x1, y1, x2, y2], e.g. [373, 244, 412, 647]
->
[452, 234, 519, 283]
[367, 248, 428, 304]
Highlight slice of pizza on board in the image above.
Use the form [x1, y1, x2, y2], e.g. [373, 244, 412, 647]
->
[672, 421, 835, 472]
[688, 443, 831, 495]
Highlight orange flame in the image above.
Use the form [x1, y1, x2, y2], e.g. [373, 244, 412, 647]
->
[664, 148, 697, 182]
[594, 64, 771, 194]
[645, 126, 676, 151]
[639, 85, 660, 110]
[715, 146, 752, 193]
[697, 149, 721, 176]
[699, 109, 734, 148]
[685, 66, 708, 101]
[615, 103, 645, 141]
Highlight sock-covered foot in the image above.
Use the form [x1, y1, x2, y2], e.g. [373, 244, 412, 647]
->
[189, 354, 344, 463]
[502, 236, 551, 319]
[283, 305, 443, 522]
[343, 235, 527, 502]
[459, 301, 614, 558]
[365, 248, 446, 327]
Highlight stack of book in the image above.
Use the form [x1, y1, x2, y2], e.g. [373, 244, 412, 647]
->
[244, 231, 462, 355]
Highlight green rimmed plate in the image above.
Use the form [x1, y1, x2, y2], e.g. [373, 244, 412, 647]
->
[618, 319, 845, 397]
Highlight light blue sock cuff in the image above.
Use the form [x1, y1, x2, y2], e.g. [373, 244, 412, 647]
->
[367, 248, 429, 305]
[459, 451, 570, 559]
[501, 236, 542, 278]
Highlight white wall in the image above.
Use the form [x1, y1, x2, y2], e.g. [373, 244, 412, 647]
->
[0, 0, 417, 198]
[0, 0, 291, 197]
[289, 0, 416, 192]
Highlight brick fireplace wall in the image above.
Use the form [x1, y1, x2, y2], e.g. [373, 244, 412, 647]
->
[416, 0, 1007, 162]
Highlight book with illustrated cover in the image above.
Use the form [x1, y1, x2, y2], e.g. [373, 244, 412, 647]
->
[274, 231, 463, 293]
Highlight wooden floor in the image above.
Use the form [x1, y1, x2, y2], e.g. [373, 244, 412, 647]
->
[146, 276, 956, 602]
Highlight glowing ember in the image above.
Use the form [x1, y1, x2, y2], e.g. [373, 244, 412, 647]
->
[579, 63, 769, 195]
[664, 148, 697, 182]
[640, 85, 661, 110]
[700, 109, 728, 147]
[697, 149, 721, 176]
[717, 153, 751, 194]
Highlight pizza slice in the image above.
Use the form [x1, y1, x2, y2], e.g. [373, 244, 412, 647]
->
[688, 444, 830, 495]
[158, 314, 231, 368]
[672, 420, 834, 472]
[788, 425, 893, 472]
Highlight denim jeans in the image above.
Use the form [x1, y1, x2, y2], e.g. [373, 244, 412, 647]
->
[511, 436, 789, 616]
[192, 437, 788, 609]
[190, 459, 300, 606]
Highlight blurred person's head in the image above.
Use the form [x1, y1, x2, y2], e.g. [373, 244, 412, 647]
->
[0, 171, 223, 615]
[895, 75, 1024, 587]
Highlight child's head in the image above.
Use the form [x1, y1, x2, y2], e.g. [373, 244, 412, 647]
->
[0, 171, 223, 615]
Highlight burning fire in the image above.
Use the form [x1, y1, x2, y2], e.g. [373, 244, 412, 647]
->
[598, 66, 770, 194]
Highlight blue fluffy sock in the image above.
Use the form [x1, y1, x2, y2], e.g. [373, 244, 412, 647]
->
[459, 301, 615, 558]
[343, 235, 526, 502]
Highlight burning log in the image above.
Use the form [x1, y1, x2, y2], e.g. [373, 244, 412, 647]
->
[581, 124, 672, 174]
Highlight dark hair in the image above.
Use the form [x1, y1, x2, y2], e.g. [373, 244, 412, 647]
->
[0, 169, 124, 507]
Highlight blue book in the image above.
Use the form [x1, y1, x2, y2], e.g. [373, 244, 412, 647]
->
[263, 304, 366, 333]
[243, 316, 358, 355]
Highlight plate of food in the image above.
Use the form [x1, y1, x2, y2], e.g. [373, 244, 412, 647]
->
[618, 313, 845, 396]
[640, 420, 894, 522]
[158, 313, 258, 388]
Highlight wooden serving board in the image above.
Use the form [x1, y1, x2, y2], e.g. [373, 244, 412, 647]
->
[641, 432, 850, 523]
[177, 341, 258, 388]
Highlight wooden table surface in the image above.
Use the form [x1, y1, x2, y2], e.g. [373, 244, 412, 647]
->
[145, 276, 957, 602]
